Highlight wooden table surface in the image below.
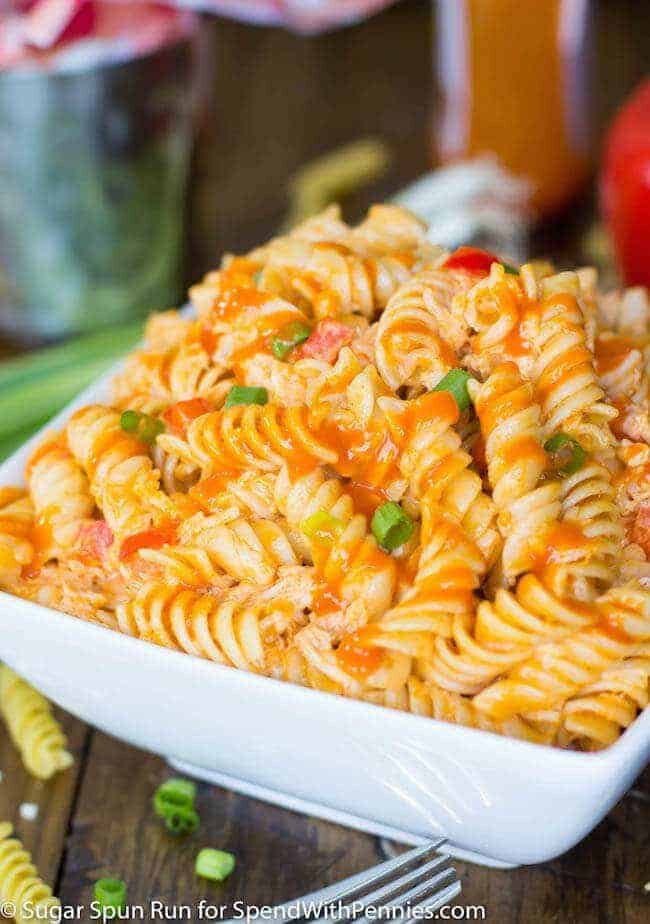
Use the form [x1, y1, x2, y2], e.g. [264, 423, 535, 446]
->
[1, 1, 650, 920]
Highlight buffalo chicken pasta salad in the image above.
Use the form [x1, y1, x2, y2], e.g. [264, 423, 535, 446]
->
[2, 204, 650, 751]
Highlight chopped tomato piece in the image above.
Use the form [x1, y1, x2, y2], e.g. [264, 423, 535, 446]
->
[631, 505, 650, 559]
[77, 520, 114, 561]
[443, 246, 500, 275]
[297, 319, 353, 363]
[119, 524, 177, 561]
[162, 398, 212, 436]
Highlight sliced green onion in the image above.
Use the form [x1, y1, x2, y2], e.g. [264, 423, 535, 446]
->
[371, 502, 414, 551]
[433, 368, 474, 412]
[225, 386, 269, 408]
[544, 433, 587, 475]
[301, 510, 345, 542]
[94, 878, 127, 911]
[120, 410, 141, 433]
[271, 320, 312, 360]
[164, 805, 200, 837]
[195, 848, 236, 883]
[153, 778, 196, 818]
[502, 263, 519, 275]
[138, 416, 165, 445]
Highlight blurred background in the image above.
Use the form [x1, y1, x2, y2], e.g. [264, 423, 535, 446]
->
[0, 0, 648, 451]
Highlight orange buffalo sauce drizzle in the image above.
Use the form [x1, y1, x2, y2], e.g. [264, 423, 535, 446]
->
[501, 435, 548, 470]
[388, 316, 458, 367]
[119, 523, 178, 561]
[530, 522, 590, 573]
[535, 293, 591, 402]
[594, 333, 639, 377]
[337, 626, 385, 678]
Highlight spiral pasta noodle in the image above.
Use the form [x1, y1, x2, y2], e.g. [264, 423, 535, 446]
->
[66, 405, 174, 543]
[26, 437, 94, 560]
[535, 275, 618, 452]
[557, 643, 650, 749]
[117, 569, 313, 673]
[0, 823, 60, 922]
[420, 572, 594, 696]
[158, 403, 337, 477]
[471, 363, 561, 583]
[375, 267, 473, 393]
[473, 582, 650, 719]
[0, 666, 73, 780]
[0, 488, 34, 589]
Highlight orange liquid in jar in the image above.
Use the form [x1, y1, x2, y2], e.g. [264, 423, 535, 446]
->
[435, 0, 591, 216]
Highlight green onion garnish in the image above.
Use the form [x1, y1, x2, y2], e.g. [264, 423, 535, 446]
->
[120, 410, 140, 433]
[164, 805, 200, 837]
[271, 320, 312, 360]
[371, 502, 414, 551]
[301, 510, 345, 542]
[94, 878, 127, 912]
[225, 386, 269, 408]
[120, 410, 165, 444]
[195, 848, 236, 883]
[153, 778, 196, 818]
[433, 368, 474, 412]
[502, 263, 519, 275]
[138, 416, 165, 445]
[544, 433, 587, 475]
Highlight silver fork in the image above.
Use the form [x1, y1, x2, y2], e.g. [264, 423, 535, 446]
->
[224, 840, 460, 922]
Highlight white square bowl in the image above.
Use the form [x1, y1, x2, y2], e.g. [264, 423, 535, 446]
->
[1, 369, 649, 868]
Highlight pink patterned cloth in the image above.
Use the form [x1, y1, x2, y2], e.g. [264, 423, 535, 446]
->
[0, 3, 197, 70]
[0, 0, 394, 69]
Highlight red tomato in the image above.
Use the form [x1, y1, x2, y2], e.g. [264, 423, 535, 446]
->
[120, 524, 177, 561]
[600, 79, 650, 288]
[297, 319, 354, 363]
[162, 398, 211, 436]
[443, 246, 501, 275]
[78, 520, 114, 561]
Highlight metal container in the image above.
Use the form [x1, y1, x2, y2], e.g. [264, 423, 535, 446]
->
[0, 33, 198, 342]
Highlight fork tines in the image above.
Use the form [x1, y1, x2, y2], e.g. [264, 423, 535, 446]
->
[245, 839, 461, 923]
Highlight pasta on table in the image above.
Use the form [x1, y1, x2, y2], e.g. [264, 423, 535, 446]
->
[2, 203, 650, 751]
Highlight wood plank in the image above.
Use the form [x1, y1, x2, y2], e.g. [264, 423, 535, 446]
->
[0, 706, 89, 886]
[57, 731, 381, 907]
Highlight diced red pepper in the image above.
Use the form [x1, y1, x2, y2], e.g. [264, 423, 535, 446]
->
[162, 398, 211, 436]
[600, 79, 650, 288]
[443, 246, 501, 275]
[119, 524, 177, 561]
[77, 520, 114, 562]
[297, 319, 354, 363]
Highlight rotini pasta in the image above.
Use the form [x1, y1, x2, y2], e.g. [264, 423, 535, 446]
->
[0, 666, 74, 780]
[2, 205, 649, 750]
[0, 822, 60, 922]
